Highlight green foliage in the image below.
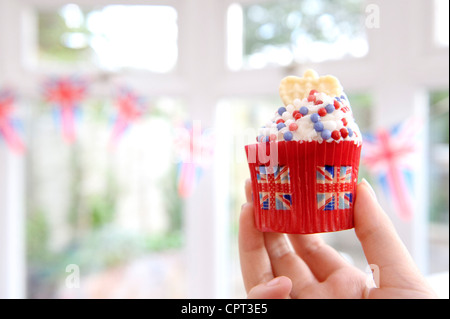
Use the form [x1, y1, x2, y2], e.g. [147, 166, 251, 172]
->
[26, 210, 51, 261]
[38, 11, 93, 63]
[429, 90, 449, 144]
[428, 90, 449, 223]
[346, 92, 373, 131]
[88, 194, 116, 229]
[163, 165, 184, 233]
[243, 0, 364, 56]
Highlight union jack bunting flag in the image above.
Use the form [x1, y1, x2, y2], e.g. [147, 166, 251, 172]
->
[316, 165, 353, 211]
[256, 165, 292, 211]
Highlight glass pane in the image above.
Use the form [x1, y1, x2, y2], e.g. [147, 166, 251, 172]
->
[429, 90, 449, 224]
[428, 89, 449, 274]
[27, 93, 187, 298]
[429, 91, 449, 224]
[346, 92, 373, 132]
[228, 0, 369, 70]
[38, 4, 178, 73]
[434, 0, 449, 47]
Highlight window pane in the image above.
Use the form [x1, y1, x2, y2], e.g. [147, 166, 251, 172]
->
[428, 90, 449, 274]
[38, 5, 178, 73]
[27, 95, 187, 298]
[434, 0, 449, 47]
[429, 90, 449, 224]
[228, 0, 369, 70]
[429, 91, 449, 224]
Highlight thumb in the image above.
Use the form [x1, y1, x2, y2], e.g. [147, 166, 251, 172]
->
[354, 179, 429, 290]
[247, 276, 292, 299]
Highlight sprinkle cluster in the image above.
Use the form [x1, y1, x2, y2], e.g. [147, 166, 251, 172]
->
[257, 90, 356, 143]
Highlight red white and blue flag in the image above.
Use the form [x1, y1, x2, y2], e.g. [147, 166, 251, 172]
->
[109, 87, 146, 148]
[316, 165, 353, 211]
[173, 121, 215, 198]
[0, 89, 25, 154]
[44, 76, 87, 143]
[362, 118, 420, 221]
[256, 165, 292, 211]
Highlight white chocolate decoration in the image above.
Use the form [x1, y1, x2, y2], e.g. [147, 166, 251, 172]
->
[279, 69, 343, 106]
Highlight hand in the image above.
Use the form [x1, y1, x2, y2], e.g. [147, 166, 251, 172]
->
[239, 178, 437, 299]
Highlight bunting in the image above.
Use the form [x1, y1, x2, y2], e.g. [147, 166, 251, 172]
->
[44, 76, 87, 143]
[0, 89, 25, 154]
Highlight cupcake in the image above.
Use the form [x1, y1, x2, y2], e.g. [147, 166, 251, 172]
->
[245, 69, 362, 234]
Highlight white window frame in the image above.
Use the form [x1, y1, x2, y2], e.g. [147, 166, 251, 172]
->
[0, 0, 448, 299]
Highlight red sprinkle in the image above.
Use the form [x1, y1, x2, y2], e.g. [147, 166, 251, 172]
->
[269, 134, 277, 141]
[331, 130, 341, 140]
[276, 119, 285, 124]
[314, 100, 323, 105]
[341, 118, 348, 126]
[318, 108, 327, 117]
[294, 113, 302, 120]
[289, 123, 298, 131]
[334, 100, 340, 110]
[307, 95, 316, 103]
[340, 128, 348, 138]
[309, 89, 318, 96]
[292, 110, 300, 117]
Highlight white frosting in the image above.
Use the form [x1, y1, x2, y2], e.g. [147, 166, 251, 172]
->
[257, 92, 362, 145]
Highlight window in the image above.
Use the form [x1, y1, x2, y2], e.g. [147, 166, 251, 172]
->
[24, 3, 186, 298]
[227, 0, 369, 70]
[434, 0, 449, 47]
[38, 4, 178, 72]
[27, 90, 187, 297]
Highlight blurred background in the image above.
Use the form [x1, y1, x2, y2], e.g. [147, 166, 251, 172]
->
[0, 0, 448, 299]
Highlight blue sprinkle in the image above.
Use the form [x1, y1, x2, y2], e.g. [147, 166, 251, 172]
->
[321, 129, 331, 140]
[347, 127, 353, 137]
[325, 104, 334, 113]
[277, 123, 286, 130]
[263, 136, 270, 142]
[335, 97, 341, 102]
[278, 106, 287, 115]
[299, 106, 309, 115]
[340, 95, 346, 100]
[283, 131, 293, 141]
[314, 122, 324, 132]
[310, 113, 320, 123]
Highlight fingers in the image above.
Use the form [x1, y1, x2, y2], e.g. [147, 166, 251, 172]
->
[287, 233, 353, 282]
[264, 232, 317, 297]
[247, 276, 292, 299]
[239, 181, 273, 293]
[354, 179, 425, 289]
[241, 178, 316, 297]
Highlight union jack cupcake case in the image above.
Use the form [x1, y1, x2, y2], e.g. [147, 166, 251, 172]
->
[245, 70, 363, 234]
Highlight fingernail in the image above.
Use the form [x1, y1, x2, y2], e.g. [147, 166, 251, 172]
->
[362, 178, 377, 200]
[265, 277, 281, 287]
